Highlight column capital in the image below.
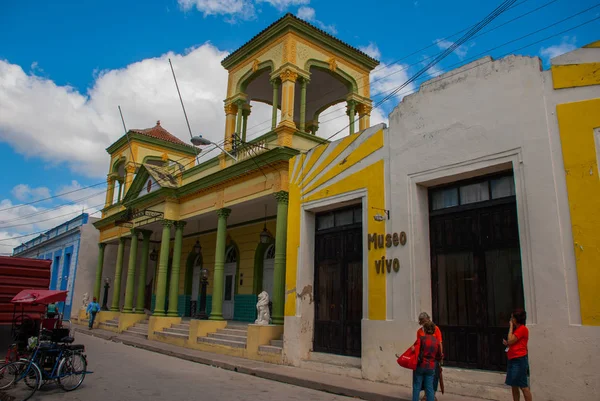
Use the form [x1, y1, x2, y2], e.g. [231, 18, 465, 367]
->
[216, 208, 231, 219]
[270, 77, 281, 87]
[125, 164, 136, 174]
[174, 221, 187, 229]
[162, 219, 174, 228]
[274, 191, 289, 204]
[98, 242, 107, 251]
[224, 103, 238, 115]
[280, 69, 298, 83]
[300, 76, 310, 85]
[138, 229, 153, 239]
[356, 103, 373, 116]
[118, 237, 128, 244]
[130, 228, 140, 238]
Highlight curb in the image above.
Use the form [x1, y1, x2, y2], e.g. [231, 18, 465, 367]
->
[76, 327, 409, 401]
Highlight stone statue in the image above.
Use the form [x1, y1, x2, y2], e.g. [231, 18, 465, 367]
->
[255, 291, 271, 325]
[80, 292, 89, 310]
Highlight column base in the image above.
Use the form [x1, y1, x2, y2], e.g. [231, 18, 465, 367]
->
[208, 313, 224, 321]
[166, 312, 180, 317]
[121, 308, 134, 314]
[109, 306, 120, 312]
[271, 316, 284, 325]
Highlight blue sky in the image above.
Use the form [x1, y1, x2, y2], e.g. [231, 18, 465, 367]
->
[0, 0, 598, 252]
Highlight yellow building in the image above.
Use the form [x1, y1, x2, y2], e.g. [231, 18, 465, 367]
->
[90, 13, 378, 361]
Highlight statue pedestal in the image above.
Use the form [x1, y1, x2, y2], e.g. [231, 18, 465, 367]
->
[246, 324, 283, 361]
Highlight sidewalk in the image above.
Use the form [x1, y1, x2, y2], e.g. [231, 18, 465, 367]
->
[73, 325, 489, 401]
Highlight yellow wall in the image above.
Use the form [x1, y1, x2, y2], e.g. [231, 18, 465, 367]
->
[285, 128, 387, 320]
[556, 98, 600, 326]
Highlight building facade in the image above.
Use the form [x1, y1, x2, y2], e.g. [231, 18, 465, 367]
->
[12, 213, 102, 320]
[284, 44, 600, 401]
[90, 13, 377, 361]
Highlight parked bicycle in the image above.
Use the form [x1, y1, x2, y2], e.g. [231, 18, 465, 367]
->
[0, 289, 91, 401]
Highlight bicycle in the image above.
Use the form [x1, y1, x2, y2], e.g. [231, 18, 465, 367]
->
[0, 329, 89, 401]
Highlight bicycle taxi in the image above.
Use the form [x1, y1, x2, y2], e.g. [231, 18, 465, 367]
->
[1, 289, 91, 401]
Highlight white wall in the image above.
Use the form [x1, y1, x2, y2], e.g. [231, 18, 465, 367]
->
[373, 55, 600, 401]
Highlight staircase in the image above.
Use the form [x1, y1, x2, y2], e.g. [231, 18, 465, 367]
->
[155, 321, 190, 340]
[123, 319, 149, 339]
[197, 322, 249, 348]
[259, 336, 283, 354]
[99, 318, 118, 330]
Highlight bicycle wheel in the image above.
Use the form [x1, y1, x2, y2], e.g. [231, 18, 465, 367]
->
[0, 360, 41, 401]
[57, 352, 87, 391]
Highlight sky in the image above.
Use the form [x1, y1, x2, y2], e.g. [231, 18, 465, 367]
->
[0, 0, 598, 254]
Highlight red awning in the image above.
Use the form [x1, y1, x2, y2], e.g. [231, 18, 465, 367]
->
[11, 289, 68, 305]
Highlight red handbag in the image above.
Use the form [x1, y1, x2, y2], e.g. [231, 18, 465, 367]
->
[397, 341, 420, 370]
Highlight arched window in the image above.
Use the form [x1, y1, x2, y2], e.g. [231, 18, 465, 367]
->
[264, 244, 275, 260]
[225, 246, 238, 263]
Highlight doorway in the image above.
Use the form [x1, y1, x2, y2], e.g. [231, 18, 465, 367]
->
[429, 173, 525, 371]
[313, 206, 363, 357]
[223, 246, 237, 320]
[262, 245, 275, 298]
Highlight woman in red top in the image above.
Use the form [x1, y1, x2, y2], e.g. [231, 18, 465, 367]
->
[413, 312, 443, 401]
[503, 309, 532, 401]
[412, 321, 442, 401]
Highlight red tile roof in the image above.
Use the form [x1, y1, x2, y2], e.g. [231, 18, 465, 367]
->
[130, 121, 194, 148]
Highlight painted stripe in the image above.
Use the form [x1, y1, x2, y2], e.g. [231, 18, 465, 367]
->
[297, 143, 329, 184]
[290, 153, 305, 185]
[302, 129, 384, 196]
[551, 63, 600, 89]
[301, 133, 361, 189]
[583, 40, 600, 48]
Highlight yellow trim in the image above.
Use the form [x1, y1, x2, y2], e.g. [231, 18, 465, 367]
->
[300, 133, 360, 187]
[556, 98, 600, 326]
[583, 40, 600, 48]
[297, 143, 329, 184]
[551, 63, 600, 89]
[302, 129, 383, 195]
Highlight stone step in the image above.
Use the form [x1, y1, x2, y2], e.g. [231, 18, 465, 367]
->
[124, 330, 147, 339]
[198, 336, 246, 349]
[136, 321, 149, 325]
[208, 332, 247, 342]
[100, 321, 118, 327]
[270, 339, 283, 347]
[164, 327, 189, 335]
[171, 324, 190, 330]
[259, 345, 282, 354]
[155, 330, 188, 339]
[217, 328, 248, 336]
[127, 327, 148, 335]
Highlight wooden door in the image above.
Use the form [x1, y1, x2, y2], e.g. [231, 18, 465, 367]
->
[430, 202, 523, 371]
[314, 225, 363, 357]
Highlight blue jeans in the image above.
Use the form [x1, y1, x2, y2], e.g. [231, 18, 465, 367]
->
[413, 367, 435, 401]
[88, 312, 97, 328]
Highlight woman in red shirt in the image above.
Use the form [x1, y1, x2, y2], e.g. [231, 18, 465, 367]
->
[503, 309, 532, 401]
[412, 321, 442, 401]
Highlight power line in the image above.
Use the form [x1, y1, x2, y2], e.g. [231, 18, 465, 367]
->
[241, 0, 558, 140]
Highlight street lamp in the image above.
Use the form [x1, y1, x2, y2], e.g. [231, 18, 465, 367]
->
[101, 277, 111, 311]
[259, 204, 272, 244]
[149, 248, 158, 262]
[194, 268, 210, 320]
[191, 135, 237, 161]
[193, 240, 202, 254]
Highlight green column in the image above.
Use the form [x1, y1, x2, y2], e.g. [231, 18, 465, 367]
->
[235, 101, 244, 138]
[110, 237, 127, 312]
[241, 108, 250, 142]
[271, 79, 279, 130]
[153, 220, 173, 316]
[93, 243, 106, 300]
[299, 78, 308, 132]
[122, 229, 139, 313]
[135, 230, 152, 313]
[167, 221, 186, 317]
[347, 100, 356, 135]
[209, 208, 231, 321]
[272, 191, 289, 325]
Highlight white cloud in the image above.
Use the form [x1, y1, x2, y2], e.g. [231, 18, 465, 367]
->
[435, 38, 474, 60]
[316, 102, 388, 143]
[359, 42, 381, 60]
[540, 36, 577, 62]
[178, 0, 256, 21]
[11, 184, 51, 202]
[257, 0, 309, 11]
[296, 6, 337, 34]
[0, 43, 277, 178]
[371, 62, 415, 102]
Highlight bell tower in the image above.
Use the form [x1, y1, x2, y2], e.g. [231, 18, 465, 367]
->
[220, 13, 379, 152]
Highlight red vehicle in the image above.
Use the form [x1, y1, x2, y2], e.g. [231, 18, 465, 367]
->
[5, 290, 72, 364]
[0, 256, 51, 357]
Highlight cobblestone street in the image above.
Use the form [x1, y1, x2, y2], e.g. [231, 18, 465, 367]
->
[33, 335, 355, 401]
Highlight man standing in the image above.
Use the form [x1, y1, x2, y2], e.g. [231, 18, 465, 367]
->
[86, 297, 101, 330]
